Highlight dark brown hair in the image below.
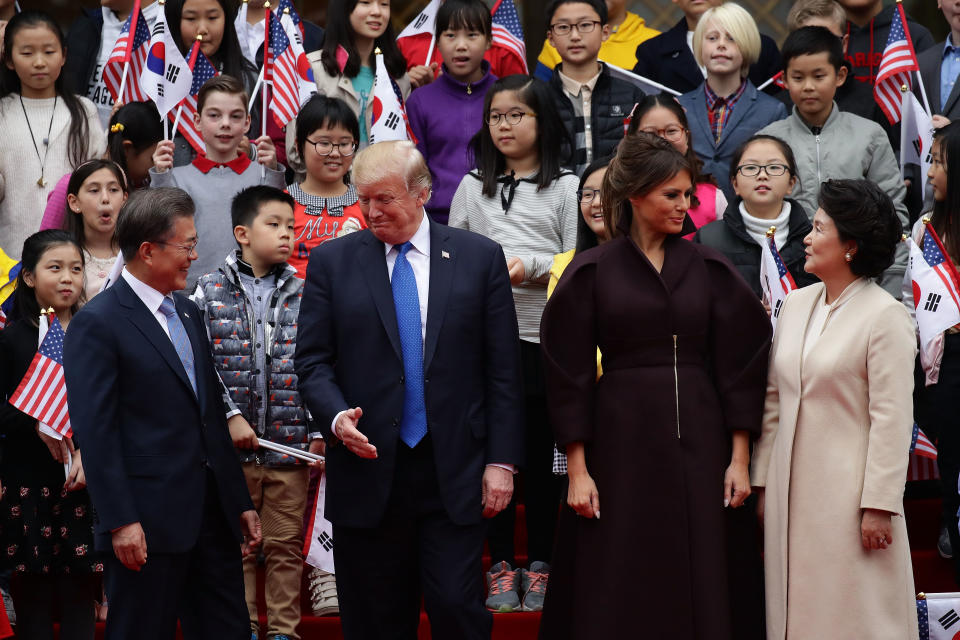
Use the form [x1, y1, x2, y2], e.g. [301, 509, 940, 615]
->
[197, 74, 248, 114]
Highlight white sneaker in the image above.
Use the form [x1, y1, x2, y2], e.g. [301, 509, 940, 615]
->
[308, 567, 339, 616]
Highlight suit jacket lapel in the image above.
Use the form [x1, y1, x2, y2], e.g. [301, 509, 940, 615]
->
[924, 59, 943, 114]
[689, 92, 714, 149]
[113, 278, 199, 404]
[424, 222, 452, 371]
[358, 233, 403, 360]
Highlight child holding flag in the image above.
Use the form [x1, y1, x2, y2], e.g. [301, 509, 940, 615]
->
[0, 230, 97, 640]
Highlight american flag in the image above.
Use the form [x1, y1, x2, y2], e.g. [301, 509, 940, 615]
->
[0, 308, 6, 330]
[490, 0, 528, 74]
[275, 0, 304, 36]
[759, 231, 797, 332]
[910, 423, 937, 460]
[9, 315, 71, 438]
[169, 41, 219, 153]
[874, 3, 920, 125]
[268, 7, 316, 127]
[921, 225, 960, 309]
[102, 3, 152, 103]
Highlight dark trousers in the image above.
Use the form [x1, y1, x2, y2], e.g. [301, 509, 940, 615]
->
[487, 340, 561, 567]
[333, 436, 491, 640]
[11, 573, 97, 640]
[916, 334, 960, 584]
[103, 472, 248, 640]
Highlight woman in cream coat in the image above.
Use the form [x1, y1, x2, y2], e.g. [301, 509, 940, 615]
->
[752, 179, 918, 640]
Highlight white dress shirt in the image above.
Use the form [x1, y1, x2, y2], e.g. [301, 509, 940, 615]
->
[122, 268, 173, 338]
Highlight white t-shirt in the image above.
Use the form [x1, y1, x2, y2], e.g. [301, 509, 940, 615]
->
[243, 18, 266, 64]
[86, 2, 162, 129]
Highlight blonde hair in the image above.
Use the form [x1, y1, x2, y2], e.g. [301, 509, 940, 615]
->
[787, 0, 847, 33]
[693, 3, 762, 77]
[351, 141, 432, 195]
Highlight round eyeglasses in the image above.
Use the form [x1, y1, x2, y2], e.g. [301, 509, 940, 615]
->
[735, 163, 790, 177]
[549, 21, 601, 36]
[486, 110, 537, 127]
[306, 139, 357, 156]
[637, 126, 686, 143]
[577, 188, 601, 204]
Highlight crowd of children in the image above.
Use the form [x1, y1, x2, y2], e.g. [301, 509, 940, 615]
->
[0, 0, 958, 636]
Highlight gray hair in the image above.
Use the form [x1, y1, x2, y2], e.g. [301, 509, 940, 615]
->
[352, 141, 432, 196]
[117, 187, 195, 261]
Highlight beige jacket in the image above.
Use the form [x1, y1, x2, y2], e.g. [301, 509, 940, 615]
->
[285, 50, 412, 181]
[752, 280, 918, 640]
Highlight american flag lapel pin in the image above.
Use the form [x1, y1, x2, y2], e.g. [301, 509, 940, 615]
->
[442, 250, 450, 259]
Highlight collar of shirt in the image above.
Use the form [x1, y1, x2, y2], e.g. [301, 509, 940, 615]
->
[703, 79, 747, 112]
[383, 212, 431, 260]
[192, 152, 252, 175]
[944, 34, 960, 58]
[121, 268, 173, 336]
[558, 64, 601, 99]
[235, 253, 283, 281]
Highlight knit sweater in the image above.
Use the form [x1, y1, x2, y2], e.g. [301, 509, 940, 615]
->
[449, 170, 579, 342]
[150, 160, 286, 291]
[0, 94, 106, 259]
[407, 62, 497, 225]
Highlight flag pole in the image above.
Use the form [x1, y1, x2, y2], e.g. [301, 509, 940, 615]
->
[425, 32, 436, 67]
[260, 1, 272, 179]
[248, 67, 264, 112]
[896, 0, 932, 117]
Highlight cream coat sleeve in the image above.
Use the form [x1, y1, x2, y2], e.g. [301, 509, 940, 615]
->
[750, 294, 791, 488]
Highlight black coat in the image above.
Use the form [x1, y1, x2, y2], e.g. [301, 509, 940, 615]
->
[692, 197, 818, 298]
[63, 8, 103, 97]
[632, 18, 782, 96]
[548, 63, 646, 173]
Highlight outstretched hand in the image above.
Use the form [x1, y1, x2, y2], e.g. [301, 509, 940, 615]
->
[335, 408, 377, 458]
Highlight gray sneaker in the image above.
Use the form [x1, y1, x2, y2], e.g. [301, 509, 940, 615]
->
[484, 561, 521, 612]
[520, 561, 549, 611]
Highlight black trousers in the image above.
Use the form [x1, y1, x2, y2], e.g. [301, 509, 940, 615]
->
[103, 471, 248, 640]
[333, 436, 491, 640]
[916, 333, 960, 585]
[11, 572, 97, 640]
[487, 339, 561, 567]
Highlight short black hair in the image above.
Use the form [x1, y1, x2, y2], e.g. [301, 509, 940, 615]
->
[295, 94, 361, 170]
[817, 179, 903, 278]
[436, 0, 492, 37]
[782, 25, 844, 73]
[231, 186, 295, 231]
[117, 188, 195, 261]
[545, 0, 608, 29]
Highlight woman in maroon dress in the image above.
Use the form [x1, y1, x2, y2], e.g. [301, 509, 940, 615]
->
[538, 133, 771, 639]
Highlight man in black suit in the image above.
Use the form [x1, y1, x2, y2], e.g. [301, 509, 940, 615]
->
[917, 0, 960, 127]
[63, 188, 262, 640]
[295, 141, 524, 640]
[632, 0, 782, 94]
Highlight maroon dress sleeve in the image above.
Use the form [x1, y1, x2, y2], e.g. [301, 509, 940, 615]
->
[540, 258, 599, 447]
[703, 252, 772, 436]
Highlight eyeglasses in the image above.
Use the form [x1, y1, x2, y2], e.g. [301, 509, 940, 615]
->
[156, 239, 199, 254]
[306, 139, 357, 156]
[549, 20, 601, 36]
[736, 163, 790, 177]
[577, 188, 601, 204]
[486, 110, 537, 126]
[638, 125, 686, 143]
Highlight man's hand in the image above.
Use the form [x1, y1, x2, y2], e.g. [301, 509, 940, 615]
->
[152, 140, 175, 173]
[408, 62, 439, 88]
[933, 114, 951, 129]
[227, 415, 259, 449]
[112, 522, 147, 571]
[481, 466, 513, 518]
[506, 257, 525, 285]
[308, 438, 326, 470]
[254, 135, 278, 170]
[336, 408, 377, 458]
[240, 509, 262, 557]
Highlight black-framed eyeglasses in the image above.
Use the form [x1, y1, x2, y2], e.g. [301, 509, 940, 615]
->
[577, 188, 601, 204]
[306, 139, 357, 156]
[549, 20, 601, 36]
[638, 125, 687, 143]
[155, 239, 199, 254]
[736, 163, 790, 177]
[486, 110, 536, 126]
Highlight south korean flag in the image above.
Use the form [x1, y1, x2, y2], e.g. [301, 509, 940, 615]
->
[369, 48, 416, 144]
[141, 7, 192, 119]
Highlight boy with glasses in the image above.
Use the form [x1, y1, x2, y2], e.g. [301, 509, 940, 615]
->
[543, 0, 647, 175]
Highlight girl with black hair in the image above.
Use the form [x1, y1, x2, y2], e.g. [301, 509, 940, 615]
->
[449, 74, 578, 612]
[164, 0, 260, 166]
[288, 95, 367, 278]
[0, 230, 99, 640]
[287, 0, 411, 173]
[107, 101, 164, 190]
[0, 10, 106, 261]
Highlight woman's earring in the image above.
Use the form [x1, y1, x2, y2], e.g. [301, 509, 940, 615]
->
[845, 252, 853, 262]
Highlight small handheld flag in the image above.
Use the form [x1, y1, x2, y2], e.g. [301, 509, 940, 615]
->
[910, 423, 938, 460]
[873, 2, 922, 125]
[169, 38, 219, 153]
[759, 226, 797, 332]
[900, 85, 934, 180]
[370, 48, 415, 144]
[141, 1, 193, 121]
[267, 6, 318, 128]
[103, 1, 152, 104]
[9, 312, 72, 439]
[490, 0, 528, 74]
[397, 0, 442, 65]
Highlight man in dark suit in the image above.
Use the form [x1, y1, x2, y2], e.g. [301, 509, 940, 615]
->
[632, 0, 782, 95]
[295, 141, 524, 640]
[63, 188, 262, 640]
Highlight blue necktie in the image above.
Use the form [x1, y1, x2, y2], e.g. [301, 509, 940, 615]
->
[392, 243, 427, 448]
[159, 297, 198, 395]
